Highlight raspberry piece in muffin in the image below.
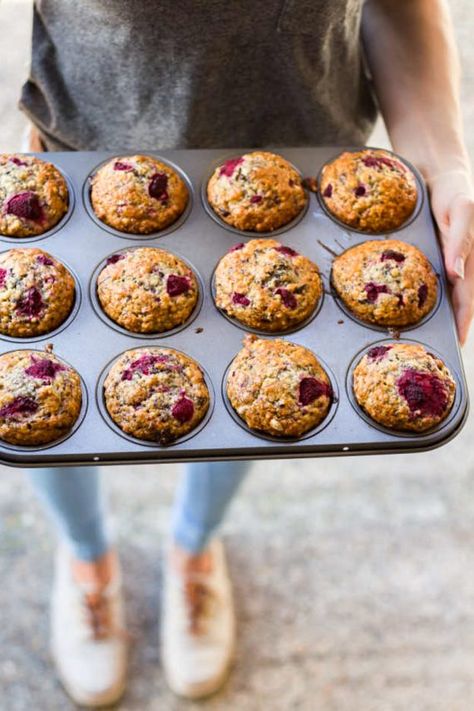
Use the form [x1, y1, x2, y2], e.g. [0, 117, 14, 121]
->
[90, 155, 189, 234]
[5, 192, 43, 221]
[331, 239, 437, 327]
[0, 154, 69, 237]
[320, 149, 417, 233]
[0, 349, 82, 445]
[207, 151, 307, 232]
[103, 347, 210, 444]
[352, 342, 455, 432]
[214, 238, 322, 332]
[0, 248, 75, 337]
[97, 247, 199, 334]
[226, 335, 332, 438]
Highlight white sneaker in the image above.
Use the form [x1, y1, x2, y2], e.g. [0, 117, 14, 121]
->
[50, 547, 129, 707]
[161, 539, 235, 699]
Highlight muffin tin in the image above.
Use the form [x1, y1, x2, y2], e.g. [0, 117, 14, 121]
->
[0, 147, 468, 467]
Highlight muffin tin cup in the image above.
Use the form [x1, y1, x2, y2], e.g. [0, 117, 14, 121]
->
[222, 354, 339, 443]
[200, 152, 310, 238]
[0, 147, 468, 466]
[329, 246, 443, 334]
[0, 348, 88, 453]
[210, 267, 325, 337]
[95, 347, 215, 449]
[316, 147, 424, 237]
[0, 253, 82, 344]
[345, 337, 464, 439]
[83, 154, 194, 240]
[0, 169, 75, 245]
[89, 246, 204, 340]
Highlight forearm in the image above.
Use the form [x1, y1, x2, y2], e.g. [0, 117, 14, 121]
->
[362, 0, 470, 183]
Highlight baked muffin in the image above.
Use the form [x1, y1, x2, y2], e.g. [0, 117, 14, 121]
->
[0, 349, 82, 445]
[207, 151, 307, 232]
[320, 149, 417, 233]
[0, 154, 69, 237]
[226, 335, 332, 437]
[103, 347, 210, 444]
[331, 239, 437, 327]
[0, 248, 76, 337]
[352, 342, 456, 432]
[97, 247, 198, 334]
[214, 238, 322, 331]
[90, 155, 189, 234]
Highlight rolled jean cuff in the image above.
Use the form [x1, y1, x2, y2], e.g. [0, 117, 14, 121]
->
[172, 515, 214, 555]
[65, 519, 111, 562]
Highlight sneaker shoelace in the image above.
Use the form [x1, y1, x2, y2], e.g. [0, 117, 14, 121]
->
[81, 591, 113, 641]
[184, 578, 218, 636]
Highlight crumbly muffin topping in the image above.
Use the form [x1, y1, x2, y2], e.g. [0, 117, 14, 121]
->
[353, 342, 456, 432]
[320, 149, 417, 233]
[214, 238, 322, 331]
[103, 347, 210, 444]
[90, 155, 189, 234]
[0, 248, 75, 337]
[207, 151, 307, 232]
[331, 239, 437, 327]
[0, 154, 69, 237]
[0, 349, 82, 445]
[226, 335, 332, 437]
[97, 247, 198, 333]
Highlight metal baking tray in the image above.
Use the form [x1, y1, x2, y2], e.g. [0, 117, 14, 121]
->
[0, 147, 468, 467]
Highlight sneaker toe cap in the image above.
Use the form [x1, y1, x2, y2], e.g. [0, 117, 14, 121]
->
[54, 640, 127, 705]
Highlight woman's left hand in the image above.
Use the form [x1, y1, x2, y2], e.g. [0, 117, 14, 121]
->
[428, 169, 474, 345]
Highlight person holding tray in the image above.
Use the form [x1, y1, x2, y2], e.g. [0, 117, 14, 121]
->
[15, 0, 474, 706]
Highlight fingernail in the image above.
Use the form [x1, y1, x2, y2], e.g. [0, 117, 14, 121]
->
[454, 257, 465, 279]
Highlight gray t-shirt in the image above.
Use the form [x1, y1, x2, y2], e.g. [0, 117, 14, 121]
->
[19, 0, 377, 151]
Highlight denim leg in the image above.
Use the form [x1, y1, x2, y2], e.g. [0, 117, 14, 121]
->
[26, 466, 110, 562]
[172, 461, 250, 554]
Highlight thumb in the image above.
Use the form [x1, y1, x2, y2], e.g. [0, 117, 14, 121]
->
[451, 251, 474, 345]
[438, 194, 474, 283]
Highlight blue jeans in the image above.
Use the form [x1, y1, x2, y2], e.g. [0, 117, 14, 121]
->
[26, 462, 249, 561]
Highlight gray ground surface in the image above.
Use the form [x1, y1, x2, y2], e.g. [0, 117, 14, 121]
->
[1, 1, 474, 709]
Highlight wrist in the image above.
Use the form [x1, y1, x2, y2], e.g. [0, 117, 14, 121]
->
[388, 120, 471, 184]
[427, 167, 473, 188]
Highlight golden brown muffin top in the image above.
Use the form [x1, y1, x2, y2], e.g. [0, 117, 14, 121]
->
[214, 238, 322, 332]
[331, 239, 437, 327]
[0, 348, 82, 445]
[0, 154, 69, 237]
[320, 148, 417, 233]
[207, 151, 307, 232]
[353, 342, 456, 432]
[103, 347, 210, 444]
[0, 248, 75, 337]
[97, 247, 198, 334]
[226, 335, 332, 438]
[90, 154, 189, 234]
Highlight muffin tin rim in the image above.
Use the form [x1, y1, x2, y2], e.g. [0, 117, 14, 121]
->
[345, 337, 463, 439]
[200, 150, 311, 238]
[221, 347, 339, 443]
[0, 347, 89, 452]
[0, 165, 75, 244]
[316, 146, 424, 237]
[89, 245, 204, 340]
[95, 345, 215, 448]
[82, 153, 194, 240]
